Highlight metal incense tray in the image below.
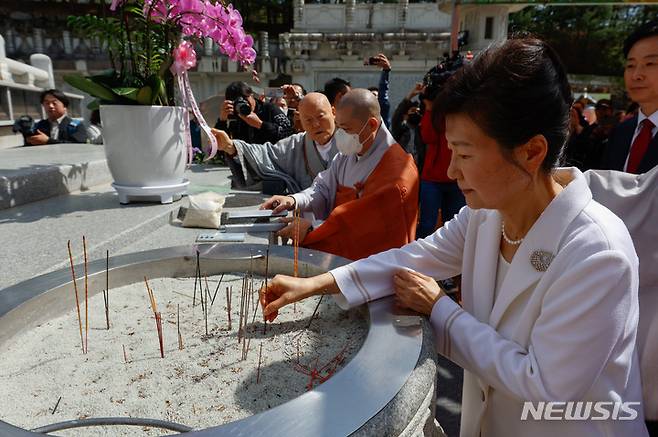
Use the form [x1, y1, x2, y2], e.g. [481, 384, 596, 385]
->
[0, 244, 423, 437]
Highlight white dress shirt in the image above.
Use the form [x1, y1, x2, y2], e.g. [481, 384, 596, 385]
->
[49, 114, 67, 141]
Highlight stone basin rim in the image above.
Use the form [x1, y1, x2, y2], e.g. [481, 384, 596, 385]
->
[0, 243, 423, 437]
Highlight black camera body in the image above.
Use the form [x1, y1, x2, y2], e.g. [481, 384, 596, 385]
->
[12, 115, 37, 145]
[420, 52, 465, 102]
[233, 97, 252, 117]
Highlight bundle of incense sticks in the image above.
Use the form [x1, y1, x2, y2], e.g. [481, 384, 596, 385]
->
[144, 277, 164, 358]
[66, 240, 84, 353]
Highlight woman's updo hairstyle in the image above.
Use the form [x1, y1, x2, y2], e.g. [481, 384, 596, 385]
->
[434, 37, 573, 172]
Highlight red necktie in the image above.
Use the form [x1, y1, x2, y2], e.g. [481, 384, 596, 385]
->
[627, 119, 655, 174]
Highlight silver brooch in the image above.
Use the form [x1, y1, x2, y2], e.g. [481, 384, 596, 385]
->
[530, 250, 554, 272]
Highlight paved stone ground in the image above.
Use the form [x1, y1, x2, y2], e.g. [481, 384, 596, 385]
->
[436, 355, 463, 436]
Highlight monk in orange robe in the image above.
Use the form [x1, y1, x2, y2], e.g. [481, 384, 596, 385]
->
[261, 89, 419, 261]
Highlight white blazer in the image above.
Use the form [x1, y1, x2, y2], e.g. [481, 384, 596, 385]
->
[584, 165, 658, 421]
[331, 168, 648, 437]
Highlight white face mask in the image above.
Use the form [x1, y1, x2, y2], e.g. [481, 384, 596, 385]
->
[334, 120, 369, 156]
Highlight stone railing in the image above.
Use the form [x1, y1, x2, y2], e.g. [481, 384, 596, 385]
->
[293, 0, 451, 32]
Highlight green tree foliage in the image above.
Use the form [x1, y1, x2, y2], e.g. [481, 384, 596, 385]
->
[509, 4, 658, 76]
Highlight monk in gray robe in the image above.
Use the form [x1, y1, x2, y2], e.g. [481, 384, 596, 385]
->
[211, 93, 338, 194]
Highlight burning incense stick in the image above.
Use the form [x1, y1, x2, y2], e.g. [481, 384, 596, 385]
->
[144, 277, 157, 313]
[51, 396, 62, 415]
[177, 304, 184, 350]
[293, 208, 300, 277]
[293, 210, 300, 313]
[296, 337, 301, 363]
[264, 245, 270, 334]
[238, 281, 245, 343]
[155, 312, 164, 358]
[211, 273, 224, 307]
[203, 275, 210, 335]
[144, 277, 164, 358]
[256, 343, 263, 383]
[226, 286, 232, 330]
[199, 273, 205, 313]
[305, 295, 325, 332]
[103, 250, 110, 330]
[67, 240, 84, 353]
[193, 250, 201, 307]
[82, 236, 89, 354]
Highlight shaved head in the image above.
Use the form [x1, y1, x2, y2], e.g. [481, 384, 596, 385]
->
[297, 92, 336, 145]
[298, 92, 332, 114]
[336, 88, 380, 123]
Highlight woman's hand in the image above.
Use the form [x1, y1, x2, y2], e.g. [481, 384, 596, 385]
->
[260, 275, 312, 321]
[393, 269, 446, 316]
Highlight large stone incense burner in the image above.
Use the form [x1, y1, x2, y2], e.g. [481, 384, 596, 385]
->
[0, 244, 439, 436]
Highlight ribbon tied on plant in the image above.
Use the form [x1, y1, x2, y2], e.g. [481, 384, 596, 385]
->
[171, 40, 218, 163]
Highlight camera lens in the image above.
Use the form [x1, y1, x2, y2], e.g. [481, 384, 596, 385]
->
[233, 97, 252, 116]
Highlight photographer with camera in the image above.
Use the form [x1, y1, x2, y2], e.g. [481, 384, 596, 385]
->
[215, 81, 294, 188]
[392, 82, 426, 169]
[365, 53, 392, 127]
[18, 89, 89, 146]
[416, 54, 466, 239]
[282, 83, 306, 133]
[216, 81, 293, 144]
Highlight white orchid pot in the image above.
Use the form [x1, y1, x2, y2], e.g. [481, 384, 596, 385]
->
[100, 105, 189, 203]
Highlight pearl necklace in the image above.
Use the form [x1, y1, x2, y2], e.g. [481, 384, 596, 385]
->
[502, 222, 524, 246]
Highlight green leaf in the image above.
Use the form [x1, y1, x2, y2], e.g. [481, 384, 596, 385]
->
[111, 87, 140, 100]
[136, 86, 153, 105]
[146, 75, 166, 105]
[63, 74, 118, 102]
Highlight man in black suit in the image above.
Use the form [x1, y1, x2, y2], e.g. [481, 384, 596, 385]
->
[601, 21, 658, 174]
[25, 89, 89, 146]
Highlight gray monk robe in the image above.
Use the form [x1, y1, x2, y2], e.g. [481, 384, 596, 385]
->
[230, 133, 338, 193]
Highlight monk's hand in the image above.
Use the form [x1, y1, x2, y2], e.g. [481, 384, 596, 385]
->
[210, 128, 236, 155]
[393, 269, 446, 316]
[260, 274, 314, 321]
[260, 195, 295, 213]
[276, 217, 312, 243]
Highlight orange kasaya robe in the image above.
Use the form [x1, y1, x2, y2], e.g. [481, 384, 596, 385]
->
[301, 143, 419, 261]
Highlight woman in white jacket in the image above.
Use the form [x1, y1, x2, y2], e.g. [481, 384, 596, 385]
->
[260, 38, 649, 437]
